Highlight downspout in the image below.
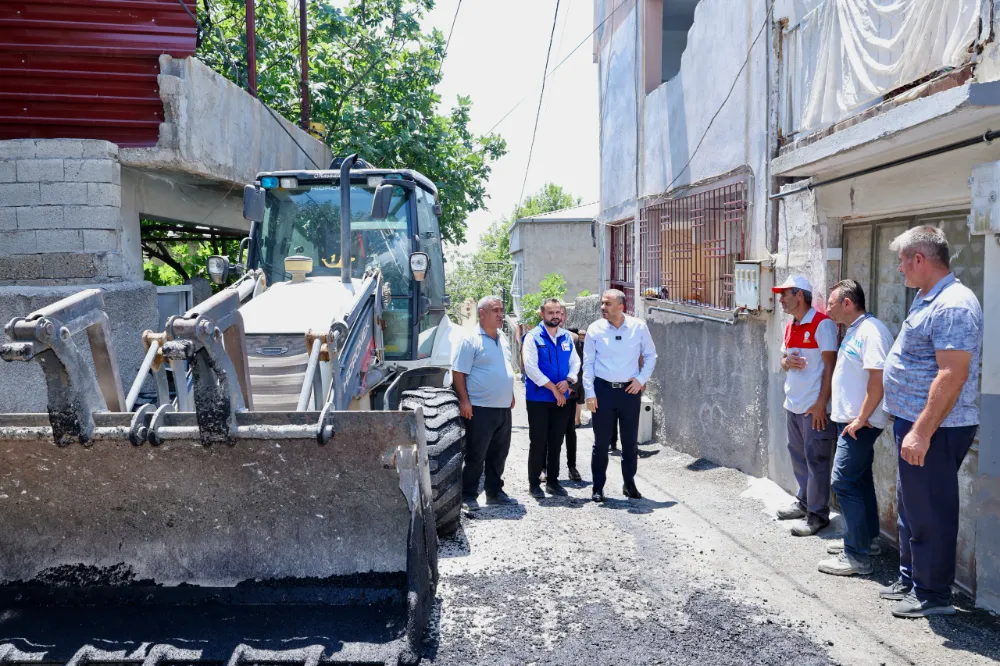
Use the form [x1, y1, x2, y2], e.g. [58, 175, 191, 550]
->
[339, 154, 358, 284]
[246, 0, 257, 96]
[299, 0, 310, 130]
[634, 0, 645, 308]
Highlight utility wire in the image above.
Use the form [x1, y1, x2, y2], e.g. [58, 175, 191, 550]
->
[663, 0, 775, 193]
[515, 0, 561, 218]
[485, 0, 630, 135]
[444, 0, 463, 56]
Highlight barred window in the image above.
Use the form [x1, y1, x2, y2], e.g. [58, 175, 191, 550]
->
[640, 181, 747, 311]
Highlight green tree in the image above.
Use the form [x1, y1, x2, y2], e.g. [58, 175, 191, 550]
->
[445, 183, 580, 320]
[193, 0, 506, 245]
[519, 272, 567, 328]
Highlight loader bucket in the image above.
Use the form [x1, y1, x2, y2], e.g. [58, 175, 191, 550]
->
[0, 409, 438, 666]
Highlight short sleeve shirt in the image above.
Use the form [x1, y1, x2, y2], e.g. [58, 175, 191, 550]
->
[781, 308, 838, 414]
[831, 314, 894, 429]
[451, 327, 515, 409]
[883, 274, 982, 427]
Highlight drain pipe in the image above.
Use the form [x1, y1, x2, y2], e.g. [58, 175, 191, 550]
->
[771, 129, 1000, 200]
[339, 153, 358, 284]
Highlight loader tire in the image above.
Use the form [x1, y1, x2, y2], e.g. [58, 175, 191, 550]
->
[401, 387, 465, 537]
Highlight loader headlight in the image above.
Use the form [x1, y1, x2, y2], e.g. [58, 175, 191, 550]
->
[409, 252, 429, 282]
[207, 255, 231, 285]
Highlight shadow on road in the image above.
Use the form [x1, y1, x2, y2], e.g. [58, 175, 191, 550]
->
[438, 525, 470, 559]
[465, 503, 528, 522]
[599, 497, 677, 514]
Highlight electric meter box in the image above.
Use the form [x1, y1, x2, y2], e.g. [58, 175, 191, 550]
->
[733, 261, 774, 312]
[968, 161, 1000, 234]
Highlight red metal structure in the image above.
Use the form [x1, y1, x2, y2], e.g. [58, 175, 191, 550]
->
[609, 219, 635, 315]
[0, 0, 198, 147]
[639, 181, 747, 311]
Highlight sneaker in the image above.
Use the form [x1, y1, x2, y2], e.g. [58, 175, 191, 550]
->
[462, 496, 480, 512]
[879, 580, 913, 601]
[818, 552, 872, 577]
[826, 539, 882, 556]
[545, 481, 568, 496]
[528, 484, 545, 499]
[568, 467, 583, 482]
[592, 490, 606, 502]
[892, 592, 956, 618]
[790, 515, 830, 537]
[776, 502, 807, 521]
[485, 491, 518, 506]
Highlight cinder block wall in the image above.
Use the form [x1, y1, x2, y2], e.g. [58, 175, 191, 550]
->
[0, 138, 156, 412]
[0, 139, 131, 284]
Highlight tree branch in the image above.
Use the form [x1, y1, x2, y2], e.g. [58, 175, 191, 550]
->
[143, 241, 191, 282]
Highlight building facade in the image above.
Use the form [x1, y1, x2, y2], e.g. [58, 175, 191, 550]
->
[595, 0, 1000, 609]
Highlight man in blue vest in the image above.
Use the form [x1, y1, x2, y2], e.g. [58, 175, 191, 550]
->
[522, 298, 581, 499]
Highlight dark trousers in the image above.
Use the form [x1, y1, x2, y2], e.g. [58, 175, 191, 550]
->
[527, 400, 572, 484]
[894, 417, 977, 604]
[591, 378, 641, 493]
[564, 404, 577, 468]
[462, 406, 512, 499]
[832, 423, 882, 562]
[785, 409, 836, 520]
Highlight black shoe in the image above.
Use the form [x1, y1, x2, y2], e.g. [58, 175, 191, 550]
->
[623, 483, 643, 500]
[592, 490, 606, 502]
[529, 484, 545, 499]
[485, 491, 518, 506]
[568, 467, 583, 482]
[545, 481, 568, 496]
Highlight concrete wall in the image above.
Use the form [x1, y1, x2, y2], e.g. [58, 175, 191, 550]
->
[0, 138, 157, 412]
[516, 221, 599, 300]
[977, 228, 1000, 610]
[597, 1, 638, 220]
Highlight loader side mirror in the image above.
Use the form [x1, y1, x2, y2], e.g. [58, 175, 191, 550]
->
[243, 185, 265, 222]
[370, 182, 394, 220]
[409, 252, 428, 282]
[207, 255, 231, 285]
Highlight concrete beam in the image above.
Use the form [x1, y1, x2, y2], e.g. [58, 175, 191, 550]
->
[772, 82, 1000, 178]
[125, 168, 248, 235]
[120, 55, 331, 190]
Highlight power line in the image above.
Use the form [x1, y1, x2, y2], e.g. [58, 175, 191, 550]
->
[663, 1, 775, 193]
[515, 0, 561, 217]
[444, 0, 463, 56]
[485, 0, 630, 135]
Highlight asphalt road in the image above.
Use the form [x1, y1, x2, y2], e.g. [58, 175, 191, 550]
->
[422, 385, 1000, 666]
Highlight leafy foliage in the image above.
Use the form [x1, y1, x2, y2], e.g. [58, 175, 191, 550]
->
[445, 183, 580, 320]
[519, 272, 567, 328]
[577, 289, 591, 297]
[141, 226, 240, 290]
[193, 0, 506, 245]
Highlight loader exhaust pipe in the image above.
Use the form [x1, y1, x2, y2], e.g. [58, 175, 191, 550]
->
[340, 153, 358, 285]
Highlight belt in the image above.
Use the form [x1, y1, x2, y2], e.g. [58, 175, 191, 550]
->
[596, 377, 628, 389]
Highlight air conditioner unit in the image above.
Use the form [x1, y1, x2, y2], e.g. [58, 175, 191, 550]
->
[733, 261, 774, 312]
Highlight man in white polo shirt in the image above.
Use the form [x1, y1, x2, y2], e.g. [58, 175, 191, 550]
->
[774, 276, 838, 536]
[817, 279, 894, 577]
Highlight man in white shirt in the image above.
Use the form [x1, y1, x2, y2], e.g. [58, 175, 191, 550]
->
[583, 289, 657, 502]
[774, 276, 838, 536]
[522, 299, 581, 498]
[816, 279, 894, 577]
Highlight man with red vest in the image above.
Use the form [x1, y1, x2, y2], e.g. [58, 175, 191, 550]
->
[774, 275, 839, 536]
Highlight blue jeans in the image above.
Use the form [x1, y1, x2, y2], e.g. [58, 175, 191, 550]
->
[832, 423, 882, 564]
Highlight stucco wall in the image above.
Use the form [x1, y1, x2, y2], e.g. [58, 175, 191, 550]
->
[598, 3, 638, 219]
[519, 222, 599, 300]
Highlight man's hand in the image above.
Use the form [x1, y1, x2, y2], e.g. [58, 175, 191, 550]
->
[586, 397, 598, 413]
[625, 378, 643, 395]
[459, 398, 473, 420]
[550, 387, 567, 407]
[901, 429, 931, 467]
[555, 380, 570, 394]
[805, 402, 828, 431]
[510, 395, 516, 409]
[844, 417, 871, 440]
[782, 354, 807, 371]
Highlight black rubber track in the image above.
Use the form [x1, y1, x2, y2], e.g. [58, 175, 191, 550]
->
[400, 387, 465, 537]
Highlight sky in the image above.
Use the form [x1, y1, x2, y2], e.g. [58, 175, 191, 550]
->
[421, 0, 600, 252]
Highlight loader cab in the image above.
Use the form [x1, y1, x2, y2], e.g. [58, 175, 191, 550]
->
[245, 168, 447, 361]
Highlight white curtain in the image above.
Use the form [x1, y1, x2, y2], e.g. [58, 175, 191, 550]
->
[794, 0, 981, 134]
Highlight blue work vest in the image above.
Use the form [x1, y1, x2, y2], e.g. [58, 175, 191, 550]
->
[524, 324, 573, 403]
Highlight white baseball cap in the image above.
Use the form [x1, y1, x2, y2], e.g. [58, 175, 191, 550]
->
[771, 275, 812, 294]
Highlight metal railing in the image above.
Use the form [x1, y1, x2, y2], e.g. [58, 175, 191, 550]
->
[640, 182, 747, 311]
